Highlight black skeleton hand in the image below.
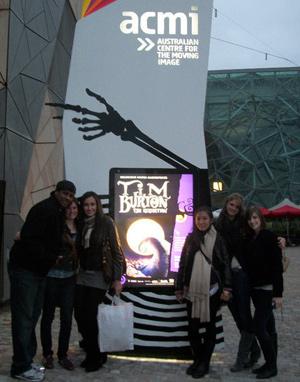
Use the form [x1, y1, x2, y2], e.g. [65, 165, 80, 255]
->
[46, 88, 130, 141]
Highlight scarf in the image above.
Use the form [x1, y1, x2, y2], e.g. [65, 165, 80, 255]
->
[82, 216, 95, 249]
[188, 225, 217, 322]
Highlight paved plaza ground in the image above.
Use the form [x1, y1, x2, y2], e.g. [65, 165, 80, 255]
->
[0, 247, 299, 382]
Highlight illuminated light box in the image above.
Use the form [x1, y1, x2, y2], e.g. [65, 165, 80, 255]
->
[110, 168, 195, 287]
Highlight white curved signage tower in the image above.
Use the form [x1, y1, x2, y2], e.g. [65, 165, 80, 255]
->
[63, 0, 213, 197]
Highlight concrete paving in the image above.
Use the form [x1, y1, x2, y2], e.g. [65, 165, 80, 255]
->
[0, 247, 299, 382]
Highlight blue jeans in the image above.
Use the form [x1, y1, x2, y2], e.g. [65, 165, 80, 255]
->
[40, 276, 76, 359]
[9, 267, 46, 375]
[228, 268, 254, 333]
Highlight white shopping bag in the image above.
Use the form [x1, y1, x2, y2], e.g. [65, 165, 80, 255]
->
[97, 297, 134, 352]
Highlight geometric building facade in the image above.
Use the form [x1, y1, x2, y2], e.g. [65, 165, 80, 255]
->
[1, 2, 299, 301]
[0, 0, 82, 302]
[205, 67, 300, 208]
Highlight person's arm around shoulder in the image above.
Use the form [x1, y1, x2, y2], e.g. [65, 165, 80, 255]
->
[20, 201, 57, 262]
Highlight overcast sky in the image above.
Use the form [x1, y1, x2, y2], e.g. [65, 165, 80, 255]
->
[208, 0, 300, 70]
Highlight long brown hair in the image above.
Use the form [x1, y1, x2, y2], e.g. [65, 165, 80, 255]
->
[80, 191, 106, 247]
[245, 206, 266, 235]
[64, 198, 79, 258]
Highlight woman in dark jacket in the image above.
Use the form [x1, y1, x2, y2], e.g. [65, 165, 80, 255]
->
[215, 193, 261, 371]
[40, 199, 79, 371]
[244, 206, 283, 379]
[175, 206, 232, 379]
[74, 191, 124, 373]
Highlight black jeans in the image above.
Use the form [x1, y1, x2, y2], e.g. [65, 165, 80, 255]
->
[187, 291, 221, 367]
[40, 275, 76, 359]
[9, 268, 46, 375]
[74, 285, 106, 360]
[251, 289, 276, 366]
[228, 268, 254, 333]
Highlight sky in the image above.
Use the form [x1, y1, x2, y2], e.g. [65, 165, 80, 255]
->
[208, 0, 300, 70]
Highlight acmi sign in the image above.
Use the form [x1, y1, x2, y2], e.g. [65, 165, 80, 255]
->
[120, 11, 199, 35]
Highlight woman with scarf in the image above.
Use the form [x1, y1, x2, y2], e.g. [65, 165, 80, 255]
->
[175, 206, 232, 379]
[74, 191, 124, 373]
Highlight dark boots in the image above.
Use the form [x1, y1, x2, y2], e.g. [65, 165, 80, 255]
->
[186, 359, 201, 375]
[190, 340, 215, 379]
[254, 333, 277, 379]
[231, 331, 256, 372]
[245, 337, 261, 367]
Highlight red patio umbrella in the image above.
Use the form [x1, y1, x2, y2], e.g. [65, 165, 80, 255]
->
[259, 207, 271, 217]
[268, 205, 300, 217]
[268, 200, 300, 243]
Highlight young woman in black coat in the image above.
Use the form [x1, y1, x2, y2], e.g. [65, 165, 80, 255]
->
[244, 206, 283, 379]
[215, 193, 261, 371]
[175, 206, 232, 379]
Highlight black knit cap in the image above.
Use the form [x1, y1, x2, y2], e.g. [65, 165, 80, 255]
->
[55, 180, 76, 194]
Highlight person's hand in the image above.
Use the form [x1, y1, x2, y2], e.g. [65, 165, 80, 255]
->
[220, 289, 232, 302]
[272, 297, 283, 309]
[175, 290, 184, 303]
[14, 231, 21, 241]
[55, 256, 63, 265]
[112, 280, 122, 296]
[278, 237, 286, 250]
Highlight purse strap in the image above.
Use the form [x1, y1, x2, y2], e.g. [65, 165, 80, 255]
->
[198, 245, 212, 265]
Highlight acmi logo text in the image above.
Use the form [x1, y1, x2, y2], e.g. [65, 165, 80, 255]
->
[120, 11, 198, 35]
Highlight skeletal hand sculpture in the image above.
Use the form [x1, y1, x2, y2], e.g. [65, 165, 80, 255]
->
[46, 88, 199, 171]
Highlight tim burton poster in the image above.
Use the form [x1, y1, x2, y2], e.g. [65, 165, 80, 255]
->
[111, 169, 194, 286]
[61, 0, 213, 195]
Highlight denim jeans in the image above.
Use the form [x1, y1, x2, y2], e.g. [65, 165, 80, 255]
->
[40, 275, 76, 359]
[228, 268, 254, 333]
[9, 267, 46, 375]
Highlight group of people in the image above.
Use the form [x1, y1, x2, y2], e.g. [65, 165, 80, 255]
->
[8, 181, 124, 382]
[175, 193, 284, 379]
[7, 181, 284, 382]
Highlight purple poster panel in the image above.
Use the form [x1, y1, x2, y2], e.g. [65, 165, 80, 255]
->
[170, 174, 194, 272]
[111, 169, 194, 287]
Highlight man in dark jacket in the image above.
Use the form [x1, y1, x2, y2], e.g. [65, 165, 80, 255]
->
[8, 180, 76, 382]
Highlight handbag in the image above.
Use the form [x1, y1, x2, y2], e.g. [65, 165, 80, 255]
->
[97, 297, 134, 352]
[102, 238, 113, 283]
[101, 237, 127, 283]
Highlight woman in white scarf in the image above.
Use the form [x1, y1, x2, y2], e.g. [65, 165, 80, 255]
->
[175, 206, 232, 379]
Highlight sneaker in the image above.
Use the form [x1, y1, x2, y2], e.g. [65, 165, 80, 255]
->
[13, 367, 44, 381]
[58, 357, 74, 371]
[31, 363, 45, 373]
[42, 355, 54, 369]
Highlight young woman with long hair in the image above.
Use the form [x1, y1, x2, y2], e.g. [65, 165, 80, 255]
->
[244, 206, 283, 379]
[40, 199, 79, 371]
[74, 191, 124, 373]
[215, 193, 261, 371]
[175, 206, 232, 379]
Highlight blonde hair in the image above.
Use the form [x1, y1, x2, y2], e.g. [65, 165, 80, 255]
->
[224, 193, 244, 215]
